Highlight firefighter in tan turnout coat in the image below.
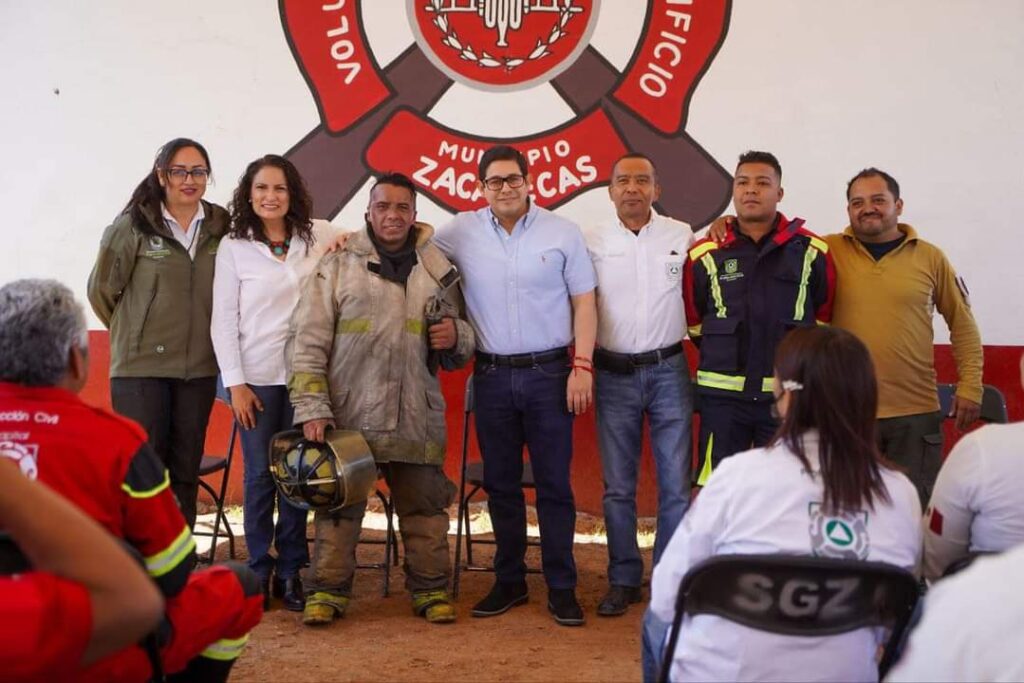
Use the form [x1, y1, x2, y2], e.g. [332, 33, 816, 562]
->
[288, 173, 474, 625]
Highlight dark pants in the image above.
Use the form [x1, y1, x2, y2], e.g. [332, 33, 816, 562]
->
[695, 394, 778, 486]
[473, 359, 577, 589]
[111, 376, 217, 528]
[308, 462, 455, 595]
[233, 384, 309, 581]
[877, 411, 943, 505]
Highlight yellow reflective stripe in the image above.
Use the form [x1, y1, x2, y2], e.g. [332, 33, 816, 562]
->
[696, 370, 745, 392]
[762, 377, 775, 393]
[816, 319, 830, 326]
[200, 635, 249, 662]
[689, 241, 718, 260]
[700, 254, 727, 319]
[336, 318, 371, 334]
[697, 433, 715, 486]
[687, 324, 703, 338]
[405, 319, 424, 336]
[809, 236, 829, 254]
[793, 247, 818, 321]
[289, 372, 329, 395]
[121, 470, 170, 499]
[144, 525, 196, 578]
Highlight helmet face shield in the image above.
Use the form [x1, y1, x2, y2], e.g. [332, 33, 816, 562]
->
[269, 430, 377, 511]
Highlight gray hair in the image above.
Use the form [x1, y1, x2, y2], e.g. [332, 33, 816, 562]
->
[0, 279, 89, 386]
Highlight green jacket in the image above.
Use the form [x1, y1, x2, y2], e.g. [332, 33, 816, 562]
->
[87, 201, 229, 379]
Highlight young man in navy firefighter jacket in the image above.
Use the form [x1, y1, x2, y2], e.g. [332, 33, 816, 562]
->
[684, 151, 836, 486]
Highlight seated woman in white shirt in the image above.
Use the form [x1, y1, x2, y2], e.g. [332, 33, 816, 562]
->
[650, 326, 922, 682]
[212, 154, 341, 612]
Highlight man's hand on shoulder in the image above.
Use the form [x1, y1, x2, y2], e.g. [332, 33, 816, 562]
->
[708, 216, 735, 243]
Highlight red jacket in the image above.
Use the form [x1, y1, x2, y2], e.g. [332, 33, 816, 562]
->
[0, 382, 194, 596]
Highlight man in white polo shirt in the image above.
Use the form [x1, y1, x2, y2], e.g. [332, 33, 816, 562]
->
[582, 153, 695, 618]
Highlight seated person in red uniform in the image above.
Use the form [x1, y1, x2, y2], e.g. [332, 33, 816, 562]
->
[0, 278, 263, 682]
[0, 458, 164, 682]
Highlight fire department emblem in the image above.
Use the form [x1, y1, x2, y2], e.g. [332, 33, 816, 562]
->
[410, 0, 598, 91]
[280, 0, 733, 226]
[0, 441, 39, 480]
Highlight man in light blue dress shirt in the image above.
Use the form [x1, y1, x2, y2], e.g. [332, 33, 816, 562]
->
[433, 145, 597, 626]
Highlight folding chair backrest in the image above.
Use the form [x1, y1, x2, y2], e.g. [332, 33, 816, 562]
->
[937, 383, 1009, 424]
[681, 554, 919, 637]
[660, 554, 919, 682]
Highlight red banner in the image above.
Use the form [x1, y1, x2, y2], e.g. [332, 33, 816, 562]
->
[613, 0, 730, 134]
[280, 0, 390, 132]
[365, 109, 629, 212]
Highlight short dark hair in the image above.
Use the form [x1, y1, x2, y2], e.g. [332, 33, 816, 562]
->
[610, 153, 659, 182]
[846, 167, 901, 201]
[369, 172, 418, 204]
[737, 150, 782, 180]
[772, 326, 892, 514]
[228, 154, 314, 247]
[479, 145, 528, 180]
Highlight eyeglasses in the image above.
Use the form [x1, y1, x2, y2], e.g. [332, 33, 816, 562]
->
[164, 167, 210, 183]
[482, 174, 526, 191]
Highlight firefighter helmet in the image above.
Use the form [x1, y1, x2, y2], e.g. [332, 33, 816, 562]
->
[269, 429, 377, 512]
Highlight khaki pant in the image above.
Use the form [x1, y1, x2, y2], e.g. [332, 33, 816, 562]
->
[307, 462, 456, 596]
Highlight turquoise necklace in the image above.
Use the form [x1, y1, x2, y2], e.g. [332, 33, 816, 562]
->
[267, 236, 290, 256]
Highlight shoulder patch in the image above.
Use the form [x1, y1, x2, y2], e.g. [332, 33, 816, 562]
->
[689, 240, 719, 261]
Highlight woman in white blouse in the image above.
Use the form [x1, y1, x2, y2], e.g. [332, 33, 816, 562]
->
[650, 326, 922, 682]
[212, 154, 340, 611]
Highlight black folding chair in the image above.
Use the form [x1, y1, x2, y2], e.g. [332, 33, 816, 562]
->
[355, 488, 399, 597]
[937, 383, 1009, 424]
[193, 412, 238, 564]
[658, 554, 920, 683]
[452, 373, 541, 597]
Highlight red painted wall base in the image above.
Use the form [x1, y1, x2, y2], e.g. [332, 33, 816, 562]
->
[81, 332, 1022, 517]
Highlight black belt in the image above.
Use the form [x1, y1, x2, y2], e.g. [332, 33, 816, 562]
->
[594, 343, 683, 374]
[475, 347, 569, 368]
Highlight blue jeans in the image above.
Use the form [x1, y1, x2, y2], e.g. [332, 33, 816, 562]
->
[596, 352, 692, 586]
[473, 358, 577, 589]
[233, 384, 309, 580]
[641, 607, 671, 683]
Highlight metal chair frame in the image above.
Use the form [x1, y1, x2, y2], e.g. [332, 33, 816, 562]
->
[194, 419, 238, 564]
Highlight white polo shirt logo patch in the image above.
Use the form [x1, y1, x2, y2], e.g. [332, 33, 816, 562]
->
[808, 503, 869, 560]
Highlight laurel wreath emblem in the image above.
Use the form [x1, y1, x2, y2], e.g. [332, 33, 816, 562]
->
[425, 0, 580, 71]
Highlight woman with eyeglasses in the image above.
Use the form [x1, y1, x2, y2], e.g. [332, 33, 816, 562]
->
[649, 326, 922, 682]
[88, 138, 226, 531]
[211, 154, 342, 611]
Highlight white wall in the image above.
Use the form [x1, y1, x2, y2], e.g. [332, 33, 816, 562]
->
[2, 0, 1022, 343]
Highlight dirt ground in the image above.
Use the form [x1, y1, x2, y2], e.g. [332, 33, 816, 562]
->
[221, 504, 652, 683]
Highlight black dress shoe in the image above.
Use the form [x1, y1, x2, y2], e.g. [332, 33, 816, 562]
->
[471, 581, 528, 617]
[597, 585, 644, 617]
[280, 576, 306, 612]
[547, 588, 585, 626]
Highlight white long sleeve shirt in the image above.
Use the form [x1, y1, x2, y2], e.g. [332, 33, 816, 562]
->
[211, 219, 338, 387]
[886, 544, 1024, 682]
[922, 422, 1024, 581]
[581, 212, 694, 354]
[650, 434, 921, 682]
